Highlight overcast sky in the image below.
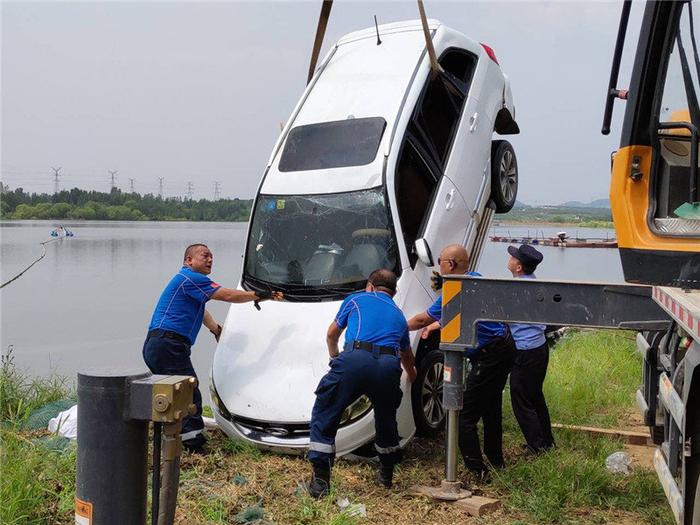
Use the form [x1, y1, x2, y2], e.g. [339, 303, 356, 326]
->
[1, 1, 644, 204]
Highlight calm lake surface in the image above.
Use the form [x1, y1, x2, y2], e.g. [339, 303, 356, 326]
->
[0, 220, 623, 402]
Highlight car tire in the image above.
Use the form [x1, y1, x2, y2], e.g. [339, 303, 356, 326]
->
[490, 140, 518, 213]
[411, 349, 445, 437]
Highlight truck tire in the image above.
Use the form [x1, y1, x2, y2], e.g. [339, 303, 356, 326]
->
[411, 350, 446, 437]
[491, 140, 518, 213]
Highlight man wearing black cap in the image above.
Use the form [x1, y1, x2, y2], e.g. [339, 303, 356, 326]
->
[507, 244, 555, 454]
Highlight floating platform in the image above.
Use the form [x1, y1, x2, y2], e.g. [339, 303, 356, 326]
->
[490, 236, 617, 248]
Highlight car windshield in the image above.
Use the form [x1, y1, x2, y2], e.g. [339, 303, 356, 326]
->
[278, 117, 386, 172]
[244, 187, 398, 298]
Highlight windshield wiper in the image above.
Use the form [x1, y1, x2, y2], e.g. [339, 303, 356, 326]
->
[309, 285, 361, 297]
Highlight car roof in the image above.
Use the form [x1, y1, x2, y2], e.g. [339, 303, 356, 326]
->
[261, 20, 484, 196]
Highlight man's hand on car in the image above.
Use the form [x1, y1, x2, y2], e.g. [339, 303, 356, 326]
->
[430, 270, 443, 291]
[255, 290, 284, 301]
[405, 365, 417, 383]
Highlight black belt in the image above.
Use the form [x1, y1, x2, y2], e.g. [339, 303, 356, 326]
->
[148, 329, 190, 344]
[346, 340, 398, 356]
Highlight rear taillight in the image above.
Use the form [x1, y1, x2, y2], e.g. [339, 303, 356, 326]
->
[481, 43, 499, 65]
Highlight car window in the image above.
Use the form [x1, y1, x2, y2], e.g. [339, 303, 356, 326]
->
[279, 117, 386, 172]
[440, 49, 477, 88]
[395, 139, 439, 267]
[412, 75, 465, 168]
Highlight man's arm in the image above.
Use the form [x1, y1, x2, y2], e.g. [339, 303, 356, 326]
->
[203, 310, 219, 332]
[211, 287, 282, 304]
[407, 311, 435, 331]
[326, 321, 343, 358]
[420, 320, 441, 339]
[203, 310, 222, 342]
[400, 348, 417, 383]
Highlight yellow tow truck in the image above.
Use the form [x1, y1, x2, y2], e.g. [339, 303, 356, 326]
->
[439, 1, 700, 522]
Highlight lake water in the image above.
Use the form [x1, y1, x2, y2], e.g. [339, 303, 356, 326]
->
[0, 220, 623, 401]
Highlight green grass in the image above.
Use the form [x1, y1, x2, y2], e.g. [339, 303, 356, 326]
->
[0, 348, 77, 524]
[493, 329, 672, 524]
[544, 329, 641, 427]
[0, 349, 70, 426]
[0, 331, 675, 524]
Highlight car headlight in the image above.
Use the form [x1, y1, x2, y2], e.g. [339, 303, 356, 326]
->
[209, 372, 233, 422]
[339, 395, 372, 426]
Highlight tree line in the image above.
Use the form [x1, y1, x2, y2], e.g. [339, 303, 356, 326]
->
[0, 185, 253, 222]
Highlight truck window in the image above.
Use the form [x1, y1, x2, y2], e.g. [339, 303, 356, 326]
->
[654, 1, 700, 230]
[279, 117, 386, 172]
[395, 139, 439, 267]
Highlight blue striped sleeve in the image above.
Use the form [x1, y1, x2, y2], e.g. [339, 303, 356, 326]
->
[335, 296, 354, 329]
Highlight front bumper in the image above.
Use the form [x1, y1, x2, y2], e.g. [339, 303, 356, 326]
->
[211, 403, 378, 457]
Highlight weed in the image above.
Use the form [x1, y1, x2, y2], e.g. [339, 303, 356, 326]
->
[0, 346, 70, 426]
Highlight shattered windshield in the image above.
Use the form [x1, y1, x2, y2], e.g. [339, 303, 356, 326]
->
[244, 187, 398, 297]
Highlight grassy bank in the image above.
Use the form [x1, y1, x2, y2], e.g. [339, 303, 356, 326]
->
[499, 206, 614, 230]
[0, 331, 673, 524]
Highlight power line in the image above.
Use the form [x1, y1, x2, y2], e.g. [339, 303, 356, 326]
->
[213, 181, 221, 201]
[186, 181, 194, 200]
[51, 167, 62, 195]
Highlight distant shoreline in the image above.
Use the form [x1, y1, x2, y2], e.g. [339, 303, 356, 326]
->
[1, 218, 616, 230]
[495, 220, 615, 229]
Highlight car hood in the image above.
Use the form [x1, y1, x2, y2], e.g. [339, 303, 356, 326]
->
[211, 299, 342, 422]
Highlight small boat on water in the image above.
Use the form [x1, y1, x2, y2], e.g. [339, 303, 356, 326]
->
[50, 226, 74, 238]
[490, 231, 617, 248]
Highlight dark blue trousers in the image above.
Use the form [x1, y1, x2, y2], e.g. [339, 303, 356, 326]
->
[308, 348, 403, 468]
[142, 334, 205, 449]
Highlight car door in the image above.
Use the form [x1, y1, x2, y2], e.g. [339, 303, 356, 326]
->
[394, 134, 470, 298]
[440, 50, 492, 234]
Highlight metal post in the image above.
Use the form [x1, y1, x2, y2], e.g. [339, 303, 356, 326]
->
[412, 346, 471, 500]
[445, 409, 460, 482]
[76, 371, 150, 525]
[441, 347, 468, 492]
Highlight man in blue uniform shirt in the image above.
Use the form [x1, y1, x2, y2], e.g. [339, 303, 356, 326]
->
[307, 269, 417, 498]
[407, 244, 515, 483]
[144, 243, 281, 453]
[507, 244, 555, 454]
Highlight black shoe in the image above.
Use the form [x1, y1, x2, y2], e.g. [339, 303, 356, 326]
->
[183, 443, 207, 455]
[307, 465, 331, 499]
[466, 468, 491, 485]
[376, 464, 393, 488]
[521, 443, 553, 457]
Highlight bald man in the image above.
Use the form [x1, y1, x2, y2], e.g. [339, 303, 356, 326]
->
[407, 244, 515, 483]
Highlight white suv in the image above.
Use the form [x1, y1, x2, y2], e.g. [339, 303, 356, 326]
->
[210, 19, 519, 455]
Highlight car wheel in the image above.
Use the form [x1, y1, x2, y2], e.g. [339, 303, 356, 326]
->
[490, 140, 518, 213]
[411, 349, 445, 437]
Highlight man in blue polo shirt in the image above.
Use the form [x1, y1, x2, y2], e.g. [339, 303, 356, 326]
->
[507, 244, 555, 454]
[306, 269, 417, 498]
[408, 244, 515, 483]
[144, 243, 280, 453]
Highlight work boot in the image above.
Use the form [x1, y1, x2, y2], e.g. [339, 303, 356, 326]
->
[307, 464, 331, 499]
[376, 464, 393, 488]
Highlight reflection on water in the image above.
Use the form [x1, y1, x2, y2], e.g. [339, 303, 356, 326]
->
[0, 220, 623, 401]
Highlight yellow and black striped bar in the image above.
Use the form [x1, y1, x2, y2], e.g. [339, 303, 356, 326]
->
[438, 275, 671, 349]
[440, 277, 463, 346]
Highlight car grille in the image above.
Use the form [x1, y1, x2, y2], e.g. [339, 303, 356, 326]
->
[232, 416, 311, 438]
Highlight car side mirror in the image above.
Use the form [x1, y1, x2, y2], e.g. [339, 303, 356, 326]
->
[414, 238, 434, 267]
